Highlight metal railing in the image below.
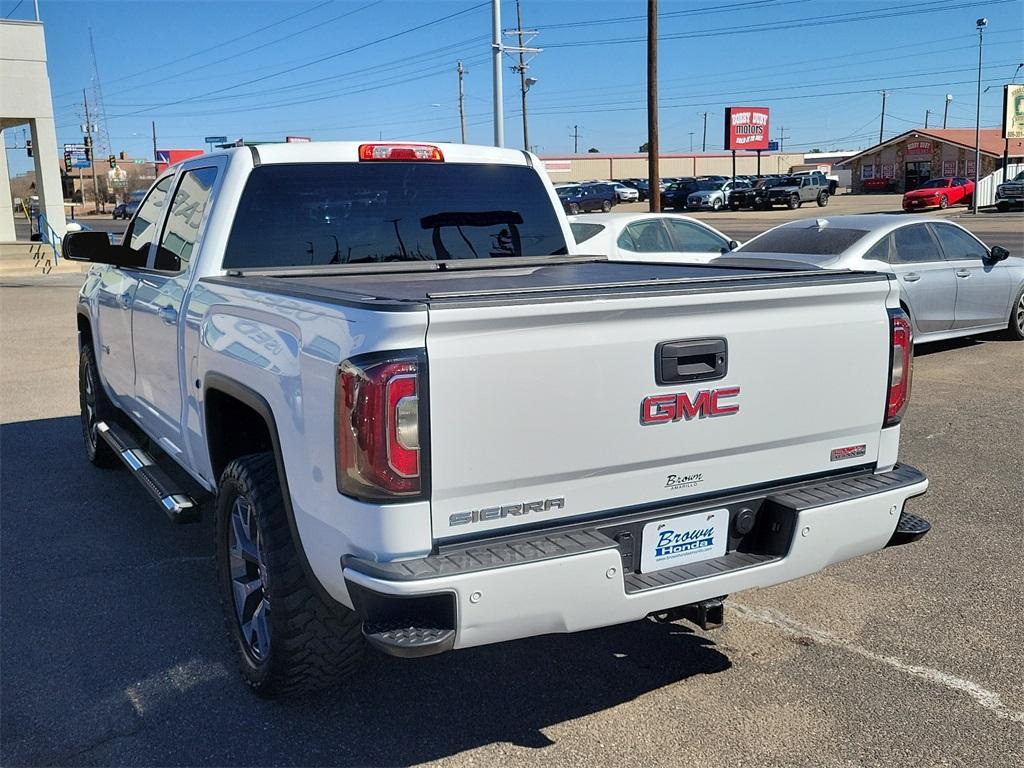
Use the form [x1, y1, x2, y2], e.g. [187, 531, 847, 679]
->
[35, 212, 61, 265]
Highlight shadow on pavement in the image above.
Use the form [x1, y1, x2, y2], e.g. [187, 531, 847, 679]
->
[1, 416, 731, 767]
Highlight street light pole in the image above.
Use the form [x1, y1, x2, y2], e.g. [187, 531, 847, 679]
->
[647, 0, 660, 213]
[943, 94, 953, 128]
[491, 0, 504, 147]
[973, 17, 986, 216]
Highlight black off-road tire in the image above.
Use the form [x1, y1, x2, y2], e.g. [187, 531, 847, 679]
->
[216, 453, 364, 697]
[79, 345, 119, 468]
[817, 192, 829, 207]
[996, 202, 1009, 212]
[787, 194, 800, 210]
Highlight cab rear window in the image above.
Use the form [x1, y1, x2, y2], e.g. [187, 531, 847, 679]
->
[224, 163, 568, 268]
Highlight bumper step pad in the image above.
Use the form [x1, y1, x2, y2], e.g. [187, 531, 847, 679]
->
[887, 510, 931, 547]
[96, 421, 200, 523]
[362, 623, 456, 658]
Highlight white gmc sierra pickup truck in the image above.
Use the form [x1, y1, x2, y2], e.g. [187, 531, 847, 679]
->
[65, 141, 930, 696]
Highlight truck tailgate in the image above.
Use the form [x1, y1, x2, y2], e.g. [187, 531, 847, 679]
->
[425, 275, 893, 540]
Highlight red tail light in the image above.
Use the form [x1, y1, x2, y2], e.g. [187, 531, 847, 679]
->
[885, 309, 913, 427]
[358, 143, 444, 162]
[336, 352, 425, 501]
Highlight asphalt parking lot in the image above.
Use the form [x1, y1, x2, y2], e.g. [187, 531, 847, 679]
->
[2, 225, 1022, 766]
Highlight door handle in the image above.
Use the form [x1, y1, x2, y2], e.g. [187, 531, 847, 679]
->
[118, 290, 133, 308]
[955, 269, 971, 278]
[903, 273, 921, 282]
[158, 306, 178, 325]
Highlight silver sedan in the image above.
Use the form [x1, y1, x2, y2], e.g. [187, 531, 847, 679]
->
[721, 214, 1024, 343]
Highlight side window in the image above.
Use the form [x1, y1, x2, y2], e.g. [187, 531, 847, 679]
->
[618, 220, 674, 252]
[154, 167, 219, 272]
[667, 219, 729, 253]
[864, 235, 891, 262]
[892, 224, 941, 264]
[929, 224, 988, 262]
[123, 176, 173, 262]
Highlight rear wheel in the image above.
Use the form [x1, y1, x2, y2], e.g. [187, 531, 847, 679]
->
[79, 345, 119, 468]
[787, 194, 800, 210]
[817, 192, 829, 207]
[711, 198, 723, 211]
[568, 203, 580, 215]
[996, 202, 1010, 212]
[601, 200, 612, 212]
[938, 195, 949, 210]
[216, 453, 364, 696]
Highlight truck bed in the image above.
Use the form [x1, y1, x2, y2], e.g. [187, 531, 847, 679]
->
[203, 258, 887, 310]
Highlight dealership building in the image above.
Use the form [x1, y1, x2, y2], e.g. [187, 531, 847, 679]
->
[539, 151, 806, 183]
[837, 128, 1024, 202]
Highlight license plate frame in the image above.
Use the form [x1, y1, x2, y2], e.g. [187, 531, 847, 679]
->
[639, 508, 730, 573]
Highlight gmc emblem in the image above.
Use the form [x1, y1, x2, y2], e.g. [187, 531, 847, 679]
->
[640, 387, 740, 425]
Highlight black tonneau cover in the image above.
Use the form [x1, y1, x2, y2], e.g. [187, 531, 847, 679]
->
[202, 258, 885, 311]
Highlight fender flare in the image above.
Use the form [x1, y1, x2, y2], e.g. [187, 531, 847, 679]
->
[203, 372, 343, 609]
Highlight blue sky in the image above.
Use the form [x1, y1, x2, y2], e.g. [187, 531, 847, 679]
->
[3, 0, 1023, 176]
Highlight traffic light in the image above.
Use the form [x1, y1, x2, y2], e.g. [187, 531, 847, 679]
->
[64, 153, 72, 173]
[83, 135, 92, 161]
[26, 139, 33, 157]
[108, 154, 116, 168]
[84, 147, 92, 162]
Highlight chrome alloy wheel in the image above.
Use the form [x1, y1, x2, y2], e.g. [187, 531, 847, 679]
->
[1016, 292, 1024, 335]
[229, 497, 271, 661]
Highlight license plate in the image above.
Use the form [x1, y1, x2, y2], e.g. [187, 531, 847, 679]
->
[639, 508, 729, 573]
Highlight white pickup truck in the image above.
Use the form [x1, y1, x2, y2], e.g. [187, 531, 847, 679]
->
[65, 141, 929, 697]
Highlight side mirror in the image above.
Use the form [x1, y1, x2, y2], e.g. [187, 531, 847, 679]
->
[728, 240, 740, 251]
[988, 245, 1010, 263]
[62, 231, 145, 268]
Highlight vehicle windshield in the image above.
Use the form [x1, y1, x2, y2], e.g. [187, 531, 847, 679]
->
[736, 225, 870, 261]
[754, 179, 780, 188]
[917, 179, 951, 189]
[556, 186, 577, 197]
[776, 178, 801, 186]
[694, 181, 723, 191]
[223, 163, 569, 268]
[1012, 171, 1024, 181]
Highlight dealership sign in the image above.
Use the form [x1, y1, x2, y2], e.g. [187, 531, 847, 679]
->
[1003, 84, 1024, 139]
[724, 107, 770, 151]
[906, 140, 932, 155]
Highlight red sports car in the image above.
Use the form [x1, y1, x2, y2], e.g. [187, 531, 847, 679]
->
[902, 177, 974, 211]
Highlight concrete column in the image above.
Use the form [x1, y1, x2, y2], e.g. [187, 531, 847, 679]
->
[30, 117, 65, 237]
[0, 128, 16, 241]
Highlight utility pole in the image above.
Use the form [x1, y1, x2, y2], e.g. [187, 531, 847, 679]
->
[925, 109, 931, 129]
[701, 111, 708, 152]
[491, 0, 503, 147]
[689, 132, 694, 152]
[504, 0, 542, 152]
[83, 90, 101, 212]
[457, 61, 467, 143]
[777, 125, 789, 152]
[879, 90, 889, 144]
[647, 0, 660, 212]
[571, 125, 580, 153]
[152, 121, 159, 180]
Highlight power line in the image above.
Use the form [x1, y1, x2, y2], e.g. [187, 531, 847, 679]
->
[52, 0, 338, 99]
[543, 0, 1015, 48]
[539, 0, 807, 30]
[92, 1, 386, 103]
[107, 2, 490, 119]
[4, 0, 25, 19]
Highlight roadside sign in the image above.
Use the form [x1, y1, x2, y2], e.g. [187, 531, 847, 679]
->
[768, 140, 780, 151]
[286, 136, 311, 143]
[156, 150, 171, 164]
[64, 143, 90, 168]
[724, 107, 770, 151]
[205, 135, 228, 144]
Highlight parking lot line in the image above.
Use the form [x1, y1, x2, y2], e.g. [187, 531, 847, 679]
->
[729, 602, 1024, 725]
